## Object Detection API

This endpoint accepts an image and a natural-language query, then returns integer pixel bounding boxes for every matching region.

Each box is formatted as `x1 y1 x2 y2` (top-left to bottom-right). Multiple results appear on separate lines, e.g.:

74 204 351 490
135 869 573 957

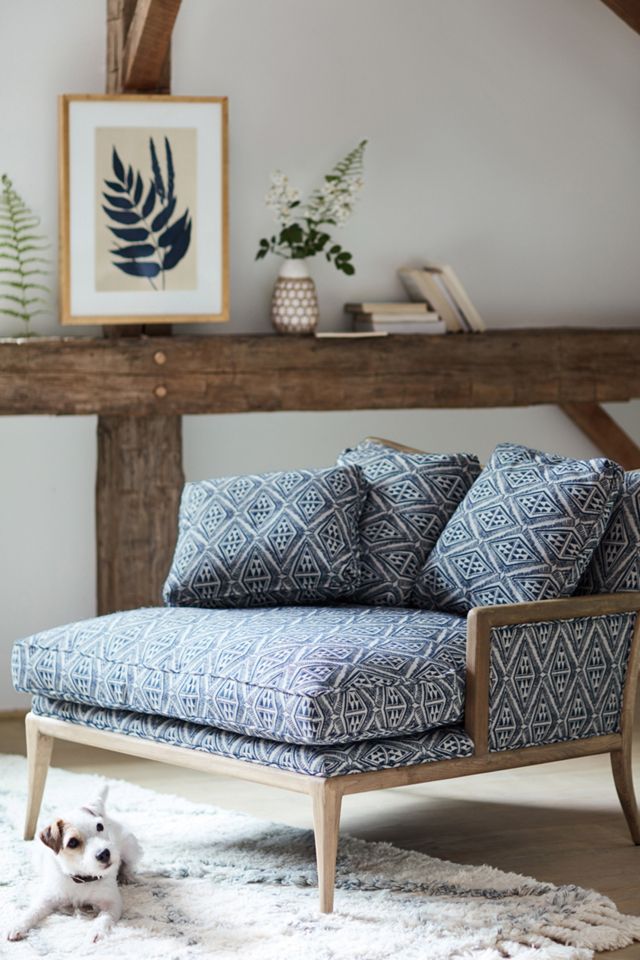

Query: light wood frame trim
59 93 229 327
465 591 640 756
363 436 428 454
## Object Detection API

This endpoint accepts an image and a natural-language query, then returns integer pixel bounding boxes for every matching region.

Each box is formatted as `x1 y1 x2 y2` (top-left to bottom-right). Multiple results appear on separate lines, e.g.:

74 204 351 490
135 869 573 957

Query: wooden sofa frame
22 590 640 914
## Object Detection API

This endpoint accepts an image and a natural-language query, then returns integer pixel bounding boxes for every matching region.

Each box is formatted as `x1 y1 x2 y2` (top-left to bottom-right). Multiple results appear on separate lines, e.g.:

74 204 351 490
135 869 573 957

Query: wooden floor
2 715 639 958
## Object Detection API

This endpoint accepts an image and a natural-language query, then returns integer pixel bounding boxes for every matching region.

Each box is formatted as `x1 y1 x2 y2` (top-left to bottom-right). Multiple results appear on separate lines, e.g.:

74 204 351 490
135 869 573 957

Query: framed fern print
59 95 228 325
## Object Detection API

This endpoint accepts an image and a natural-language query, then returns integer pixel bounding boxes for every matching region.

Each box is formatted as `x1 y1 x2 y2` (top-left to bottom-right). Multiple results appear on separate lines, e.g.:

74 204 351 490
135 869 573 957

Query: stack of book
345 302 447 335
398 264 485 333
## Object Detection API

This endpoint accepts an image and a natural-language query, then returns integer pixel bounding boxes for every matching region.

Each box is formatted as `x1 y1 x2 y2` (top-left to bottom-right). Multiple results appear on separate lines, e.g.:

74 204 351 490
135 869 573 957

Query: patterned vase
271 259 319 335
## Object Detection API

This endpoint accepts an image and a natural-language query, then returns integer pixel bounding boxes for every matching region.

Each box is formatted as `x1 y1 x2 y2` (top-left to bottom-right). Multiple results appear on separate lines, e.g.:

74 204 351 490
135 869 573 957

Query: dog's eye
96 823 104 832
67 838 80 849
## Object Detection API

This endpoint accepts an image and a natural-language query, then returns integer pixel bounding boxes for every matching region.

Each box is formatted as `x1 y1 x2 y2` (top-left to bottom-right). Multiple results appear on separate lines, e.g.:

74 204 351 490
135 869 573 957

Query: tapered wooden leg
311 780 342 913
24 712 54 840
611 746 640 844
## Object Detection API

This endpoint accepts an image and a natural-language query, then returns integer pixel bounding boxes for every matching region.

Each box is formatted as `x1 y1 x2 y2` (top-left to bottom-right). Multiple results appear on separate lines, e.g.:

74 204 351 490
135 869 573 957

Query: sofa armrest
465 592 640 755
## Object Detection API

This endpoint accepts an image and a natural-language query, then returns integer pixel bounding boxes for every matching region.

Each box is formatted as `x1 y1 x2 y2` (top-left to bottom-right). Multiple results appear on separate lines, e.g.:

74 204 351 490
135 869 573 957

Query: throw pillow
578 470 640 594
163 465 366 608
337 438 481 605
412 442 624 614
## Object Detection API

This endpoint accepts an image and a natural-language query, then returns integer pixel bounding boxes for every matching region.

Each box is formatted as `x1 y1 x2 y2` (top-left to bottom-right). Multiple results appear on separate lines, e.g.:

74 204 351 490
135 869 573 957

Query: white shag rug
1 755 639 960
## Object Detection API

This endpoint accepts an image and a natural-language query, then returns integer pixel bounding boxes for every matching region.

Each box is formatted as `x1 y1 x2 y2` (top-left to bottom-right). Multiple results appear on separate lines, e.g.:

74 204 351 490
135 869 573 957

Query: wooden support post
107 0 175 95
561 402 640 469
97 0 184 614
96 415 183 614
123 0 181 91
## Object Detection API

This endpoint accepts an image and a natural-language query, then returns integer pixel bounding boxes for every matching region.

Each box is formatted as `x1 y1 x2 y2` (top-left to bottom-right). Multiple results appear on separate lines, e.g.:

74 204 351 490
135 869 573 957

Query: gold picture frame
59 94 229 326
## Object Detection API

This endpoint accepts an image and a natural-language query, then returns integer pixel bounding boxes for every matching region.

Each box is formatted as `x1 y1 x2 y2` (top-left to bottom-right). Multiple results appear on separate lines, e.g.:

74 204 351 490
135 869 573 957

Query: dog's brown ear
39 819 65 854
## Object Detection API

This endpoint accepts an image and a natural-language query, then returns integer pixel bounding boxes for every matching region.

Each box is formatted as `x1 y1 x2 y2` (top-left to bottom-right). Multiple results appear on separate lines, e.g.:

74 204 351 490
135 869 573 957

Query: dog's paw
117 866 135 885
89 919 113 943
7 927 28 942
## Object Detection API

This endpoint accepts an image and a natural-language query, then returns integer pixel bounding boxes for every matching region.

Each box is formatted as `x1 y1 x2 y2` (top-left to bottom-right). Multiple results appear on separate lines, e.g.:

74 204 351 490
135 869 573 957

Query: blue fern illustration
102 137 192 290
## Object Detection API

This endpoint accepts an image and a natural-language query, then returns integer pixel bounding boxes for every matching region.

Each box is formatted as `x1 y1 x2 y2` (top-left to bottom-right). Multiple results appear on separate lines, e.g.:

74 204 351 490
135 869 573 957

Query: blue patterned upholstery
337 440 480 606
488 611 636 751
579 471 640 595
30 696 474 778
413 443 623 614
163 466 366 608
12 605 467 745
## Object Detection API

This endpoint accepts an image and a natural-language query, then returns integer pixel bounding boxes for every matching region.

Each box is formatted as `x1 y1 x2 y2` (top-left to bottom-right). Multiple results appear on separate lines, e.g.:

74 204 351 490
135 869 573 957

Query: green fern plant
0 175 51 336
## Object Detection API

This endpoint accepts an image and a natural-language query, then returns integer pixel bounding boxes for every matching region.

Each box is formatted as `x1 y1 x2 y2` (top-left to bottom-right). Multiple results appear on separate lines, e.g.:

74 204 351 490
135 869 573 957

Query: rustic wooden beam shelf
1 328 639 417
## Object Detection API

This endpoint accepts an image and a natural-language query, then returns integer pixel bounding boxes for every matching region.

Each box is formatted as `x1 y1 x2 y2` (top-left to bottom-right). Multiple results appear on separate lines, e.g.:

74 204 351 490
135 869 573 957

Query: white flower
264 172 304 225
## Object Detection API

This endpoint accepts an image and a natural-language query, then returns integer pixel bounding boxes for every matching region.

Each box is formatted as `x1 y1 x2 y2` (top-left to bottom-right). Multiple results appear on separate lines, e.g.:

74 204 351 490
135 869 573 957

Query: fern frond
327 140 367 182
0 174 51 334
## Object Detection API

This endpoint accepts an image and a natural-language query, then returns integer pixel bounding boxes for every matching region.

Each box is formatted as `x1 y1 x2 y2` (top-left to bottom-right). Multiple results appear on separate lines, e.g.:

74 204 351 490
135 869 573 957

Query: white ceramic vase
271 259 319 335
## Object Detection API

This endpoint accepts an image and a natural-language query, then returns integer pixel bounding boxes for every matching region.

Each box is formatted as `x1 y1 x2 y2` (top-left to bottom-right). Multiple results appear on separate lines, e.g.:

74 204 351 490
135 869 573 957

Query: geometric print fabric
337 439 480 606
488 611 636 751
30 696 475 778
413 442 624 614
12 605 468 746
163 465 366 608
579 470 640 595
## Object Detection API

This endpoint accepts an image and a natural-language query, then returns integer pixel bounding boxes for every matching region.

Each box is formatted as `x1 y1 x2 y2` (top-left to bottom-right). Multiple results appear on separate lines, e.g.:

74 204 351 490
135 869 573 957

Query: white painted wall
1 0 639 707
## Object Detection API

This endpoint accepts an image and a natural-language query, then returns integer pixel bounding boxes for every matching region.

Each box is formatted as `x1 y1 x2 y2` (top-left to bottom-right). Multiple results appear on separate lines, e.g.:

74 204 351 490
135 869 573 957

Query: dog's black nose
96 848 110 864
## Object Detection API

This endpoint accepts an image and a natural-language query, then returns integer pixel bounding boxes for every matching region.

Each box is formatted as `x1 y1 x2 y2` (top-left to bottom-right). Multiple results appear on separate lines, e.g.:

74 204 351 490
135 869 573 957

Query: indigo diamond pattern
579 471 640 595
488 612 636 751
413 443 624 614
163 465 366 608
338 439 480 605
30 697 474 778
12 605 467 745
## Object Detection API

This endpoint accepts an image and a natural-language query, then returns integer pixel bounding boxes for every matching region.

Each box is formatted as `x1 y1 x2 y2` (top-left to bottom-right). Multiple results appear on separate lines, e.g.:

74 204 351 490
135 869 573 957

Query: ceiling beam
600 0 640 35
120 0 182 92
561 402 640 469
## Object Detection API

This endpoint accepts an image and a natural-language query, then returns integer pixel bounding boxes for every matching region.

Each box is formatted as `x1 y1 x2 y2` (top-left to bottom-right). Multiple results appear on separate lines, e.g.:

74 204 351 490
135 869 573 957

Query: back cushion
163 465 366 608
578 470 640 594
412 442 623 614
337 439 481 605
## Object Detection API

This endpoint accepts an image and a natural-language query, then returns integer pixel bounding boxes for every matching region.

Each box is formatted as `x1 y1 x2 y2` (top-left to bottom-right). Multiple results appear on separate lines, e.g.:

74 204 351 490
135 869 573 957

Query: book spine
427 271 472 333
364 312 440 323
440 266 486 332
344 302 428 316
355 316 448 335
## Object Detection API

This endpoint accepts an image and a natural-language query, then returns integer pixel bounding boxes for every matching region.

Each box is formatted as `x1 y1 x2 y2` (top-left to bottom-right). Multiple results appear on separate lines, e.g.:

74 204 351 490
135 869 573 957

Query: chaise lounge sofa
12 438 640 912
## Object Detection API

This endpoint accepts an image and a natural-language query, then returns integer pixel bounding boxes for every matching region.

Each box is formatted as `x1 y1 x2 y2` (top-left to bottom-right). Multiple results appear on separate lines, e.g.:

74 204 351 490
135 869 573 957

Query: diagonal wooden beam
122 0 182 92
561 402 640 470
600 0 640 35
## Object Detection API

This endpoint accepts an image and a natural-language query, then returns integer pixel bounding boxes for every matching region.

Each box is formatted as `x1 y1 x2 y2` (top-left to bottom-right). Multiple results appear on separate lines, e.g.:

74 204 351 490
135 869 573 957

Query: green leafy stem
256 224 354 275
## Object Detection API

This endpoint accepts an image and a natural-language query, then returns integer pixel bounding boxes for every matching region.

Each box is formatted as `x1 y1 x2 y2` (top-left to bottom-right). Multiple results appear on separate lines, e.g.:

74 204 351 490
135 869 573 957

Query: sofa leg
24 713 54 841
611 746 640 844
311 780 342 913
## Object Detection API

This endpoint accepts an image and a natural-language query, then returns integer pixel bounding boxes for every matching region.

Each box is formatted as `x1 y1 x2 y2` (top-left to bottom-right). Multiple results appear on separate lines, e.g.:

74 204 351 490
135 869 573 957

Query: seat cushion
31 696 474 778
337 439 480 606
413 442 623 614
163 465 366 608
578 470 640 594
13 605 467 746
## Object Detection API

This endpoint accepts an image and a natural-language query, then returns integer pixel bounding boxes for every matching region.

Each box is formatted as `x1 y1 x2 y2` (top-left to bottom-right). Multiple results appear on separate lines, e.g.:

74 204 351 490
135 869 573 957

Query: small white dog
7 785 141 943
